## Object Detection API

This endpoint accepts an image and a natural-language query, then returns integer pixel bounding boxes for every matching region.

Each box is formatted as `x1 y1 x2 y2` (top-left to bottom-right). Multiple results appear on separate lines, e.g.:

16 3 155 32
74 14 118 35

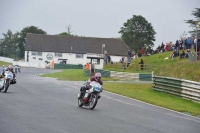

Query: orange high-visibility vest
85 63 90 70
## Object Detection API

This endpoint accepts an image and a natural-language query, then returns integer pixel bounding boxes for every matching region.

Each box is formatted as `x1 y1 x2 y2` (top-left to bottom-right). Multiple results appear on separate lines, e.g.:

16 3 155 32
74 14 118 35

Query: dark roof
25 33 129 56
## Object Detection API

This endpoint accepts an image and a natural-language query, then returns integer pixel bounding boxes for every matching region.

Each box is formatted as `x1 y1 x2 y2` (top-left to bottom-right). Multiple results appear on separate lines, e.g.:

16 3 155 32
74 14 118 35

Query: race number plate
8 74 12 79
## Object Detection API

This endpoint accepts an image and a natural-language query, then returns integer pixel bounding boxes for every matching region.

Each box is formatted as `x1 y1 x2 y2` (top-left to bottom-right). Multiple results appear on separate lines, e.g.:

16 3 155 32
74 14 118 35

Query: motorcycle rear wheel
89 93 98 110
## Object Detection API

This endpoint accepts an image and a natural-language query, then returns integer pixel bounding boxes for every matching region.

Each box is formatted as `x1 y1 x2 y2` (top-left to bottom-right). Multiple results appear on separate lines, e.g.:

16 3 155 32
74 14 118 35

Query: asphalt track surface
0 68 200 133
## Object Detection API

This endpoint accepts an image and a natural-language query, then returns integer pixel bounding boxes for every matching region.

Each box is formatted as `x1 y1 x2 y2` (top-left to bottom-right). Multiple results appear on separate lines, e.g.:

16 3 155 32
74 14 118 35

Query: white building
25 34 129 69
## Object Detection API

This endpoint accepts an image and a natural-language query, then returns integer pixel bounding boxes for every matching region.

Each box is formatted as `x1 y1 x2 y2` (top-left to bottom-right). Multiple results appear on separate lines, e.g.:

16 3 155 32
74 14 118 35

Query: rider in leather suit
1 65 16 84
79 72 103 102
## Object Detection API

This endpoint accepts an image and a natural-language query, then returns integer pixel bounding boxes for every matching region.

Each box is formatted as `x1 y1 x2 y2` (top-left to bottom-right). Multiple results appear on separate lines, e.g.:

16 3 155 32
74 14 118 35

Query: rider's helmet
7 65 13 71
94 72 101 81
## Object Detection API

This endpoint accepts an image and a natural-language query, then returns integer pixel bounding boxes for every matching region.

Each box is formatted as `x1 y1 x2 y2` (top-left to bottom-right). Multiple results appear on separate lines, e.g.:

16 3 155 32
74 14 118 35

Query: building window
31 51 42 56
37 52 42 56
76 54 83 58
31 52 37 56
55 53 62 57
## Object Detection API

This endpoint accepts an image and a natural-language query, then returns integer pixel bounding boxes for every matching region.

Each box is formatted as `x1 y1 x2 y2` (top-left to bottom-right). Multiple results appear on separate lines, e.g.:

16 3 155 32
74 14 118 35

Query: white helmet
94 72 101 81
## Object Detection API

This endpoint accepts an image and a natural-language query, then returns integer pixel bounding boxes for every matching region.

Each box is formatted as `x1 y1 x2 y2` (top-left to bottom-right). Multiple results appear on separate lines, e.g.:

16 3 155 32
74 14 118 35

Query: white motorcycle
78 81 103 110
0 71 14 93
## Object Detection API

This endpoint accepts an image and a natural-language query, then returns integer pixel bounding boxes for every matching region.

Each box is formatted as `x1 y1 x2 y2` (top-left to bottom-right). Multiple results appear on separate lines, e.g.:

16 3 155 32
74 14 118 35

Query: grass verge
104 82 200 116
41 69 119 81
0 61 12 66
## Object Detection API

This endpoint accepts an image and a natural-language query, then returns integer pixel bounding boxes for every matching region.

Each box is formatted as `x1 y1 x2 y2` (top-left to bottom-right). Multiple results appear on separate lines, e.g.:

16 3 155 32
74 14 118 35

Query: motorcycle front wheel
89 93 98 110
4 80 10 93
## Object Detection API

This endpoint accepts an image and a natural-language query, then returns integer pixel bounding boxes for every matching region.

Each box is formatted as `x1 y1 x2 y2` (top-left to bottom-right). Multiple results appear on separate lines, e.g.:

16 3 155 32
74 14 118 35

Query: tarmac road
0 68 200 133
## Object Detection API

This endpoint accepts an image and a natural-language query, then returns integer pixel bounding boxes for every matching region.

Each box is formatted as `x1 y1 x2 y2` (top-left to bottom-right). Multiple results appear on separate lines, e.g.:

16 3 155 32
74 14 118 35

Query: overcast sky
0 0 199 49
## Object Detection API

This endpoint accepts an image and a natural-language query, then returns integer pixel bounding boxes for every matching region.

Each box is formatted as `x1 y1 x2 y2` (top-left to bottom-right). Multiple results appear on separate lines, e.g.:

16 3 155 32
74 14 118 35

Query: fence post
152 71 154 81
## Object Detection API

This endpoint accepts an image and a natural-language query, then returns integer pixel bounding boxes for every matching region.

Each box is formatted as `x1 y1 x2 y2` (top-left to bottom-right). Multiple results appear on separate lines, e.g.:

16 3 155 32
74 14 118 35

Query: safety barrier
84 69 152 81
110 71 139 80
153 76 200 102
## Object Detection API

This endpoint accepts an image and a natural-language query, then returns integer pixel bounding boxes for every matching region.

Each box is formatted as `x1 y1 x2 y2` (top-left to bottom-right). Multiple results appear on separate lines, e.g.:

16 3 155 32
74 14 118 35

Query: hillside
104 51 200 82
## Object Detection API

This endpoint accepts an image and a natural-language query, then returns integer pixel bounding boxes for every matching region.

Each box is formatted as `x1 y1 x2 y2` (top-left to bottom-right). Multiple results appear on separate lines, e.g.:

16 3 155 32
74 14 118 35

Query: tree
185 8 200 37
66 24 72 34
119 15 156 51
58 32 73 36
58 24 74 36
0 30 19 58
180 31 187 40
18 26 47 58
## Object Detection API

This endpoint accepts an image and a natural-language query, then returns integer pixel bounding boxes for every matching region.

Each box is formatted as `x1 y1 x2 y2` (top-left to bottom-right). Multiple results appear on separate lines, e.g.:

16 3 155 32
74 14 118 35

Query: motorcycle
0 71 14 93
78 81 103 110
14 65 21 74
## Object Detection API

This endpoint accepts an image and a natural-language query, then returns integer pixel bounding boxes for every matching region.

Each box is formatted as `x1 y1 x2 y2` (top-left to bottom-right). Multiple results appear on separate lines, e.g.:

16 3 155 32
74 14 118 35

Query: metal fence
153 76 200 102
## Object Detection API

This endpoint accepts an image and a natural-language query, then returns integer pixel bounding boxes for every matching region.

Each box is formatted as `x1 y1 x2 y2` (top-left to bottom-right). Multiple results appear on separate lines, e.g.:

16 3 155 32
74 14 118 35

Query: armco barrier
139 74 152 81
153 76 200 102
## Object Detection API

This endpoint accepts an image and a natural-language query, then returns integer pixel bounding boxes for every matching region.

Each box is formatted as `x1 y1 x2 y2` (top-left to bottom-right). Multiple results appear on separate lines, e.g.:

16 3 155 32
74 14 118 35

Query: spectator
168 41 174 51
107 54 111 64
134 53 139 59
165 43 170 51
179 39 183 50
194 36 197 52
180 51 185 59
120 56 126 69
197 39 200 59
160 42 165 52
104 54 108 65
127 49 132 66
186 37 192 49
139 58 144 70
85 63 90 70
175 40 179 52
170 49 179 59
182 50 189 58
141 47 145 56
157 45 161 53
51 60 54 69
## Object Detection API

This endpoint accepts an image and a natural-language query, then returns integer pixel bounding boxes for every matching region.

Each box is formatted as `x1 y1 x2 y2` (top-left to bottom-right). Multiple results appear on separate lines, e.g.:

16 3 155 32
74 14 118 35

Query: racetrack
0 68 200 133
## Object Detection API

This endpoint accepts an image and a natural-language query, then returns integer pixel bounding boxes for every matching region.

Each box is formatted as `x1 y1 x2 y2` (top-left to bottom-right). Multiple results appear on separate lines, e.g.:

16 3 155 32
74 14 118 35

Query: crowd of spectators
153 36 200 60
105 36 200 70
